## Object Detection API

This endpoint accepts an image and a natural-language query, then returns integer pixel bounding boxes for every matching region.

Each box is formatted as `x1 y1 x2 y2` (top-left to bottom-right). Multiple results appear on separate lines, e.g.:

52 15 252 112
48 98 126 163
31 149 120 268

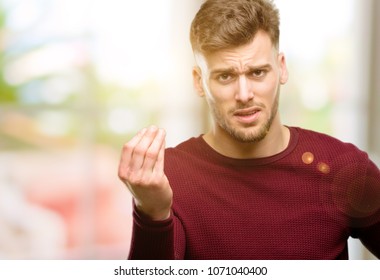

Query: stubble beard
211 90 280 143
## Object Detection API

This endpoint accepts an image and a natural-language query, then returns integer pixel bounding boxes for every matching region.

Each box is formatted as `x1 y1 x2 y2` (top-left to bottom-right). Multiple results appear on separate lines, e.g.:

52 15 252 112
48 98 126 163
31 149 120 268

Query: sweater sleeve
128 206 186 260
358 222 380 258
351 158 380 259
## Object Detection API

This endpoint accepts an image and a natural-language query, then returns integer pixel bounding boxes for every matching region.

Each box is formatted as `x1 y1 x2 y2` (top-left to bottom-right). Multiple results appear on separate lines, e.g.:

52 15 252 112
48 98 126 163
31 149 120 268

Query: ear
192 66 205 97
278 53 289 85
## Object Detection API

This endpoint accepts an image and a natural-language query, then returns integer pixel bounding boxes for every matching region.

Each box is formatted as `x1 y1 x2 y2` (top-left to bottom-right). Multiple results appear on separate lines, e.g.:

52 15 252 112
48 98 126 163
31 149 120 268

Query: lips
233 107 261 124
234 107 260 116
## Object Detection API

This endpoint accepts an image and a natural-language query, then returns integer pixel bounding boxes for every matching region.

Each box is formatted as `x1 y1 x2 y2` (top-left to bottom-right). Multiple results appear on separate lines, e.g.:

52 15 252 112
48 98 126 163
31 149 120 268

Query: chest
169 165 349 259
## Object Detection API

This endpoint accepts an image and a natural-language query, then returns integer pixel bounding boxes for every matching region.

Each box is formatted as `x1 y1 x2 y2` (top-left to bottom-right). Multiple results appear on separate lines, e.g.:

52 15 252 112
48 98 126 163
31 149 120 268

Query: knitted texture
129 127 380 259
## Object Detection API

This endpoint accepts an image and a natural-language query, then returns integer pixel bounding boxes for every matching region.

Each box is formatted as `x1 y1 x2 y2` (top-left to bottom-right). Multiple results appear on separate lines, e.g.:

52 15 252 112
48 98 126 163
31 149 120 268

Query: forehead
204 31 277 70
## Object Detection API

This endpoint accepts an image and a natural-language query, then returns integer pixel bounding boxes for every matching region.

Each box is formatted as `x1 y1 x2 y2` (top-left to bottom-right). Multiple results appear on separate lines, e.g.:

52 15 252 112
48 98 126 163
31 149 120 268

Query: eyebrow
210 64 272 76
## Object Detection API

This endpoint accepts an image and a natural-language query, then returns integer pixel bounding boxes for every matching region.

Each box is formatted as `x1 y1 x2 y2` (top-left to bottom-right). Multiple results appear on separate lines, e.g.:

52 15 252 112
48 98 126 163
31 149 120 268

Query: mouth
233 107 261 124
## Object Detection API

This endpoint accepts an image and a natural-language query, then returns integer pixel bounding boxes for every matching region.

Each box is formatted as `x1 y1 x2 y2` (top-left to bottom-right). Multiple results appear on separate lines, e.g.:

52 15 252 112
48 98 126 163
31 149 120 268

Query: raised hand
118 126 172 221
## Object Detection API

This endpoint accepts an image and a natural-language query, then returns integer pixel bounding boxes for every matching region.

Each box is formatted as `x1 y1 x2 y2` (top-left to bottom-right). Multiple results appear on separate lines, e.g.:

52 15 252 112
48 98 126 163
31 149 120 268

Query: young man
118 0 380 259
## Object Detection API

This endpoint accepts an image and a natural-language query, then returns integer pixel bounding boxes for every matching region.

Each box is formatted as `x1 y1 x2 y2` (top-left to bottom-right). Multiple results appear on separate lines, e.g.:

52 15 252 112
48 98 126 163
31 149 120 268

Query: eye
250 69 267 79
217 73 234 83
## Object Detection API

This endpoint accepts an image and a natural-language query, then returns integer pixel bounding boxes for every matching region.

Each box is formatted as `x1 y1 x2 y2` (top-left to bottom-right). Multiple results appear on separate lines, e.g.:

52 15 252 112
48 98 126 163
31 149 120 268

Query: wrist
135 203 171 221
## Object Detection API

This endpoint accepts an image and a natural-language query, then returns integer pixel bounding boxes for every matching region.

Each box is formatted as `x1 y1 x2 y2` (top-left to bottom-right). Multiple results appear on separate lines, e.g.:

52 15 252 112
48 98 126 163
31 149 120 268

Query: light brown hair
190 0 280 55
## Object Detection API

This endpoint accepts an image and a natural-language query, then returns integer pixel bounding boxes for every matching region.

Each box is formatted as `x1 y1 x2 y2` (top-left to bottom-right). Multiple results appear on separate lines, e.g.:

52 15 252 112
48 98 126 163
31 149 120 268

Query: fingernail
159 128 166 136
149 125 158 132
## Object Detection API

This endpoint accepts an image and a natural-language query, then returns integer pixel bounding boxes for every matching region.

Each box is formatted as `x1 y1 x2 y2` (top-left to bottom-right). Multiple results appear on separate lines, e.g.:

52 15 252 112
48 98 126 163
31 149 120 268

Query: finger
129 126 160 171
142 128 166 172
119 128 147 175
153 130 166 173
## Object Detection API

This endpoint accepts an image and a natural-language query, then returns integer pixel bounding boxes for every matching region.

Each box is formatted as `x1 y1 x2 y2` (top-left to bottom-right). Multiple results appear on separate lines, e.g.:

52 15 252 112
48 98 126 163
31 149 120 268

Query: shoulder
166 136 202 154
293 127 380 227
164 136 205 164
292 126 368 160
294 126 351 145
290 126 373 178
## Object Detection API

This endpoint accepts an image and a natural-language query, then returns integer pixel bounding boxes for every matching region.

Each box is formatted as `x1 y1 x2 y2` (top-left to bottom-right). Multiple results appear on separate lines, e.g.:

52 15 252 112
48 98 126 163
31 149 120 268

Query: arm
359 222 380 259
128 207 174 259
355 158 380 259
128 207 186 260
118 126 172 221
118 126 178 258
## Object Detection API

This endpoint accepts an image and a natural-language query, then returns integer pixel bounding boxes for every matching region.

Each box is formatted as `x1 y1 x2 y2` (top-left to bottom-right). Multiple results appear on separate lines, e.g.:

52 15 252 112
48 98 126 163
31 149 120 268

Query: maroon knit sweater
128 127 380 260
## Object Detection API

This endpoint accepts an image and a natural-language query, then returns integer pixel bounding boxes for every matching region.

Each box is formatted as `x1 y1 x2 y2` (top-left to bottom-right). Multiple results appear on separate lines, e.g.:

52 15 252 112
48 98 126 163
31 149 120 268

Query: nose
235 75 254 103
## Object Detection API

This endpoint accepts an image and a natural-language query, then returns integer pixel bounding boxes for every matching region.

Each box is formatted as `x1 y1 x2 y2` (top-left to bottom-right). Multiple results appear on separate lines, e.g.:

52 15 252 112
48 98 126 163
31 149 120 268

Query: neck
203 119 290 159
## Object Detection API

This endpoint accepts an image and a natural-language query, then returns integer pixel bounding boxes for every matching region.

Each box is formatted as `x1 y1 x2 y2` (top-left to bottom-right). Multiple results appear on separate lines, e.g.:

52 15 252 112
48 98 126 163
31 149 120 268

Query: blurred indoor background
0 0 379 259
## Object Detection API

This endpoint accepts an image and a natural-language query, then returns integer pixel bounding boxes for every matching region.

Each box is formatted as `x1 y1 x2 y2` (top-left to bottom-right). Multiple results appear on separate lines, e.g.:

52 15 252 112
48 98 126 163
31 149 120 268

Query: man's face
193 31 288 143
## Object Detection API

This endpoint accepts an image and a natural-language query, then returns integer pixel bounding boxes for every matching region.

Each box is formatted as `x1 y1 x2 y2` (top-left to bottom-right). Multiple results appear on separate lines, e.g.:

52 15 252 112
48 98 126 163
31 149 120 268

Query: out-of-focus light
18 77 79 105
4 0 173 88
5 0 45 31
40 77 80 105
317 162 330 174
108 108 139 134
36 111 71 137
277 0 354 65
302 152 314 164
4 43 87 85
300 76 330 111
90 0 172 88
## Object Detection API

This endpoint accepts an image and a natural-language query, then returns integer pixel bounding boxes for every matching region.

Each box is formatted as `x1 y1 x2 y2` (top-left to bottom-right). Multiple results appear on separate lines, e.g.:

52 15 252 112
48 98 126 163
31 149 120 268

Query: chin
227 125 270 143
